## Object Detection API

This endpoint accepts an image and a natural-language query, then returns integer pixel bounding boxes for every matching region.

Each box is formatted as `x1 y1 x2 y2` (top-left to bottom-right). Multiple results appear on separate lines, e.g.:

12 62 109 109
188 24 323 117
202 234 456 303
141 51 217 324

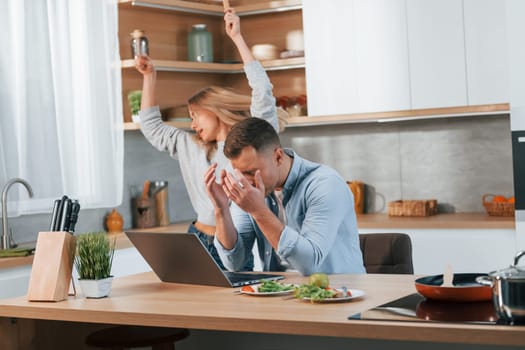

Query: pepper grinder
152 180 170 226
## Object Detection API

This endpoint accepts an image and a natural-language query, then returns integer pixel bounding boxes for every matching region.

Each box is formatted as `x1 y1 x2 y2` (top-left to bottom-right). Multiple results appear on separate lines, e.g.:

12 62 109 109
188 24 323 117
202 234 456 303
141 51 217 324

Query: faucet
1 178 34 250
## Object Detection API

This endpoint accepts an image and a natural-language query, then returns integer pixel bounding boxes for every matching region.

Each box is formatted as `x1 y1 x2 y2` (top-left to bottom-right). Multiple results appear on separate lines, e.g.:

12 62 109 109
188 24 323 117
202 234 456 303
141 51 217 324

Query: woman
134 8 285 269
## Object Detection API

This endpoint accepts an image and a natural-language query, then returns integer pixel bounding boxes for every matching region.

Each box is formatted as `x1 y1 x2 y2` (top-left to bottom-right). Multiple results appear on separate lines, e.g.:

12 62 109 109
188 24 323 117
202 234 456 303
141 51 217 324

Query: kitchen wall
283 114 513 214
8 114 513 245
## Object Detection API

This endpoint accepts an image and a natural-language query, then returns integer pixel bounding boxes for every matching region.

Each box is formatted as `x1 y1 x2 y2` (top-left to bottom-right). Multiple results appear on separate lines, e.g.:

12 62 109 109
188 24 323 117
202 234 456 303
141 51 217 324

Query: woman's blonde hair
188 86 287 160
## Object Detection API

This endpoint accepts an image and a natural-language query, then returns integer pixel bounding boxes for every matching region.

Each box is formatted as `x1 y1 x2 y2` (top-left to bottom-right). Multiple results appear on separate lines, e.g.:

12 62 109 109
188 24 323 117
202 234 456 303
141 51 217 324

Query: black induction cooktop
349 293 509 325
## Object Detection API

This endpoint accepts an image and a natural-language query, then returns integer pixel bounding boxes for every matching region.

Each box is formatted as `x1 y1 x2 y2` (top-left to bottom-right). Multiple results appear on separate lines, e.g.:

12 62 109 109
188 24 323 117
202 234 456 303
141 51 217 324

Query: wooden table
0 272 524 348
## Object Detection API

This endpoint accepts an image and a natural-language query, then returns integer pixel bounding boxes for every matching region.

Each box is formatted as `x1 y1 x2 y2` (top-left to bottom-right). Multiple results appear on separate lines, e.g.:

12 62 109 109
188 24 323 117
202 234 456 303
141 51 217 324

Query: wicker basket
388 199 438 217
482 194 515 217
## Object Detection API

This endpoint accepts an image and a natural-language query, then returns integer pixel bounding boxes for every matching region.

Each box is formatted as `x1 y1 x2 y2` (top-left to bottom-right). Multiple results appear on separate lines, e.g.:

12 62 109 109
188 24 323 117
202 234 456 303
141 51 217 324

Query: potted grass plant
127 90 142 123
75 231 116 298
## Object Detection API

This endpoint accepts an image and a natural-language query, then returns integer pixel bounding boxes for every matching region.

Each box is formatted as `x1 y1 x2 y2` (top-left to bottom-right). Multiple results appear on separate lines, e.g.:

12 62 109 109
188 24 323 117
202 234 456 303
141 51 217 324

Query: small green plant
127 90 142 116
75 232 116 280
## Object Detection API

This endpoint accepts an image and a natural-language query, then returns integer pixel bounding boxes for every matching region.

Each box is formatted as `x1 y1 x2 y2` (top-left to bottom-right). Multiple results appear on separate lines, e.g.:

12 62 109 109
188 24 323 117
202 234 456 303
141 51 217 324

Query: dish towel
0 247 35 258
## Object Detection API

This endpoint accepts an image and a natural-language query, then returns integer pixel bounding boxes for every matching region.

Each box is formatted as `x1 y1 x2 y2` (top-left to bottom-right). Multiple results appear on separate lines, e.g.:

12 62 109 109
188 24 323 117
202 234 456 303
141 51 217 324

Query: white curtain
0 0 123 215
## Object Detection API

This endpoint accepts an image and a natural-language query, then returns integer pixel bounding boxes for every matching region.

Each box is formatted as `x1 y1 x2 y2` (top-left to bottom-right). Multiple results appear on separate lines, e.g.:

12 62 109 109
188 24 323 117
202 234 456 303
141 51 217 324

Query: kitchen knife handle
68 200 80 233
58 198 72 232
53 195 68 231
49 199 61 231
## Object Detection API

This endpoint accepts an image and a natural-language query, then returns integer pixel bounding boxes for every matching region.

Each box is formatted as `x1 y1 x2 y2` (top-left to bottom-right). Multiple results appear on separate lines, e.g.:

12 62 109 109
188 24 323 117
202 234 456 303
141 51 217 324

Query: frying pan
415 273 492 302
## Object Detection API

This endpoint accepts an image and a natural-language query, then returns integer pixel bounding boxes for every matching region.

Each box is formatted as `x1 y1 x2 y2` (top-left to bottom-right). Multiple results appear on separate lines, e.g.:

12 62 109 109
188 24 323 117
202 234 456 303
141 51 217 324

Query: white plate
303 288 365 303
239 283 296 296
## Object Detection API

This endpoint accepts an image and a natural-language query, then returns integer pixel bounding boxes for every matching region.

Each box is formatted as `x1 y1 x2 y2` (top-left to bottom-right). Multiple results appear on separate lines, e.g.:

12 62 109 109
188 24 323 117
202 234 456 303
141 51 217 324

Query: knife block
27 231 76 302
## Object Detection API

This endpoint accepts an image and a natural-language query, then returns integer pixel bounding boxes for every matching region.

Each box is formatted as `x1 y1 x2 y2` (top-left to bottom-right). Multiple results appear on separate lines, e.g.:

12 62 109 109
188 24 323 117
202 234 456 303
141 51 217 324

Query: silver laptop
125 231 283 287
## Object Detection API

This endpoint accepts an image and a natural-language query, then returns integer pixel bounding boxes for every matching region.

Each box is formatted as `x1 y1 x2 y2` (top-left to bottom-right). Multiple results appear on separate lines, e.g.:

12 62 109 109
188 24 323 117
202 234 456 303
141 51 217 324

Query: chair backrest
359 233 414 274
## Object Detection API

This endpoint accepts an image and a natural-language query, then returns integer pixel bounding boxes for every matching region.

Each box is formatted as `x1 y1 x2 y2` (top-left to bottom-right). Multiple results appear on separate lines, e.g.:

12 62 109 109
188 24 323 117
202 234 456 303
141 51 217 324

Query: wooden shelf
119 0 302 16
286 103 510 127
124 119 191 131
123 103 509 131
119 0 305 123
121 56 305 73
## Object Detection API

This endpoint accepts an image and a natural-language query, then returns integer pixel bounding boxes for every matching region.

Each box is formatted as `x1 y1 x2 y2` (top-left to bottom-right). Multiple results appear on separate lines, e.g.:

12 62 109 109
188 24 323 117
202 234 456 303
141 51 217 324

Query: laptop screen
125 231 283 287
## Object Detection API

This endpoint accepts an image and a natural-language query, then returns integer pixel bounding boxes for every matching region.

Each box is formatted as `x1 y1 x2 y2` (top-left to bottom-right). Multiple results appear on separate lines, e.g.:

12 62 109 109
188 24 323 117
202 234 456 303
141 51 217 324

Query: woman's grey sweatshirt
139 60 279 226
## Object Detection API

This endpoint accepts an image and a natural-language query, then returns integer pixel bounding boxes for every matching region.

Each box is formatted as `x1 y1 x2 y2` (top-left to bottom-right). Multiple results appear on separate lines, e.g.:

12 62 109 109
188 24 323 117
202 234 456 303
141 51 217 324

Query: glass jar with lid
188 24 213 62
130 29 149 58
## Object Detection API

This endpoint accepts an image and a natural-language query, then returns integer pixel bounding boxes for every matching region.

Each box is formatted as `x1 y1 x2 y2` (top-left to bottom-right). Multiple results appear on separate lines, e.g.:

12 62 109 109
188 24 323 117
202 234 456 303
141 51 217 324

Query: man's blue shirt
215 149 366 275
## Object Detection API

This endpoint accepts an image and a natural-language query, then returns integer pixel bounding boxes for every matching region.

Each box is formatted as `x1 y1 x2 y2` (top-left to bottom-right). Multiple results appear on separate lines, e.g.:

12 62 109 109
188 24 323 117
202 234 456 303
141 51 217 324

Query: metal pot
476 251 525 323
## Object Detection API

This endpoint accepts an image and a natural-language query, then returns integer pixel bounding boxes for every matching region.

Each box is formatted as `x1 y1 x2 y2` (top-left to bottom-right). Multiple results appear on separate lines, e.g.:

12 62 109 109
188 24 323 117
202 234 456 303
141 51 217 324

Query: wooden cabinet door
464 0 509 105
406 0 467 109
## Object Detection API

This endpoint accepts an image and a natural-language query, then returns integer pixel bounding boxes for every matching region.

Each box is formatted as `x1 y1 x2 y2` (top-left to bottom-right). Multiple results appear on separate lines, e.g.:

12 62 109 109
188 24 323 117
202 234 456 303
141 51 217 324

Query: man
204 118 365 276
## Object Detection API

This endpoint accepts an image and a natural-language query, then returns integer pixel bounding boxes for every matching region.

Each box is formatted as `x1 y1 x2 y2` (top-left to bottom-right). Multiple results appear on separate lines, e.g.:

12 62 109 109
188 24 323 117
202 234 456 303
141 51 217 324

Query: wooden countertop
124 213 515 235
0 272 523 346
0 214 513 270
108 221 193 250
357 212 515 229
0 255 34 270
0 222 192 270
127 213 515 232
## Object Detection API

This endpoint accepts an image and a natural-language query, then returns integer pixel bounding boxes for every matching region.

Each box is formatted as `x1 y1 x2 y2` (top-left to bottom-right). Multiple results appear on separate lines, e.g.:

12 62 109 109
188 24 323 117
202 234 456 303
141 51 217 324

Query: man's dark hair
224 118 281 159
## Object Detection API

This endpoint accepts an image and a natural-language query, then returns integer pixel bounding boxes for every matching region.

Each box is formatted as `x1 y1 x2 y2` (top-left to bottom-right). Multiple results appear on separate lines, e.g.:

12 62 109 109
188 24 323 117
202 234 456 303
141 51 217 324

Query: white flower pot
78 277 114 298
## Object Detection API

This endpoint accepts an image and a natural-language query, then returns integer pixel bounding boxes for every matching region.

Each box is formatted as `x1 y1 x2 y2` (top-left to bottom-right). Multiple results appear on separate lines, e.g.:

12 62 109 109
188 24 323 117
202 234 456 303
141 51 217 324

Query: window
0 0 123 215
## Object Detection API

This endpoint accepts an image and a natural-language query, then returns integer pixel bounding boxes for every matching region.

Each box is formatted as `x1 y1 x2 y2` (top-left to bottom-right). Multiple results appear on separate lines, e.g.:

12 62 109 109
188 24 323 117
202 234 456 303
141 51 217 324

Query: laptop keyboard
224 271 283 286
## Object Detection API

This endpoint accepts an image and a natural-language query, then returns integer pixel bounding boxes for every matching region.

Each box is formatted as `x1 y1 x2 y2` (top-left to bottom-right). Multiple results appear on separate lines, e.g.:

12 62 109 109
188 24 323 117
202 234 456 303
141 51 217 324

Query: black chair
85 325 189 350
359 233 414 274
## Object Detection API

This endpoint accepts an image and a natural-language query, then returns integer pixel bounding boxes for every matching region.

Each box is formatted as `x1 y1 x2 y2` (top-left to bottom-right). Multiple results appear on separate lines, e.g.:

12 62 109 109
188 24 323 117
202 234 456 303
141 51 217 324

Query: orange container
347 181 365 214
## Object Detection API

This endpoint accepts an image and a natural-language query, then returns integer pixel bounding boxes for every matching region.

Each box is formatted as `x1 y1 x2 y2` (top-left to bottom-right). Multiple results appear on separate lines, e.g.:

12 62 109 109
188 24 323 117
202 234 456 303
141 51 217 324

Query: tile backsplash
282 114 513 214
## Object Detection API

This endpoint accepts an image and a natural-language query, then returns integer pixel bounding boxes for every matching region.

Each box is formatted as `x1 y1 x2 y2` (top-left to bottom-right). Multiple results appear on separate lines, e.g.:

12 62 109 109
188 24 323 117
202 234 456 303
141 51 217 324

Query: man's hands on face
222 169 267 215
204 163 230 210
206 165 283 250
205 164 269 216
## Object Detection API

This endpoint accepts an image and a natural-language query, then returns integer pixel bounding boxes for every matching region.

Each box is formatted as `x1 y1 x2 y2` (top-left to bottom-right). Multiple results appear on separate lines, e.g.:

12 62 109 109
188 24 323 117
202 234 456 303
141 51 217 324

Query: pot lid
488 251 525 279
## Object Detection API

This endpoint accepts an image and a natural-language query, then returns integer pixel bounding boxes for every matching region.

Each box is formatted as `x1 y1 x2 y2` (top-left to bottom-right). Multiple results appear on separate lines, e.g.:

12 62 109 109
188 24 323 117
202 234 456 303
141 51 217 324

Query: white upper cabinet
506 0 525 131
303 0 410 116
354 0 411 113
303 1 359 116
463 0 509 105
303 0 509 117
406 0 467 109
